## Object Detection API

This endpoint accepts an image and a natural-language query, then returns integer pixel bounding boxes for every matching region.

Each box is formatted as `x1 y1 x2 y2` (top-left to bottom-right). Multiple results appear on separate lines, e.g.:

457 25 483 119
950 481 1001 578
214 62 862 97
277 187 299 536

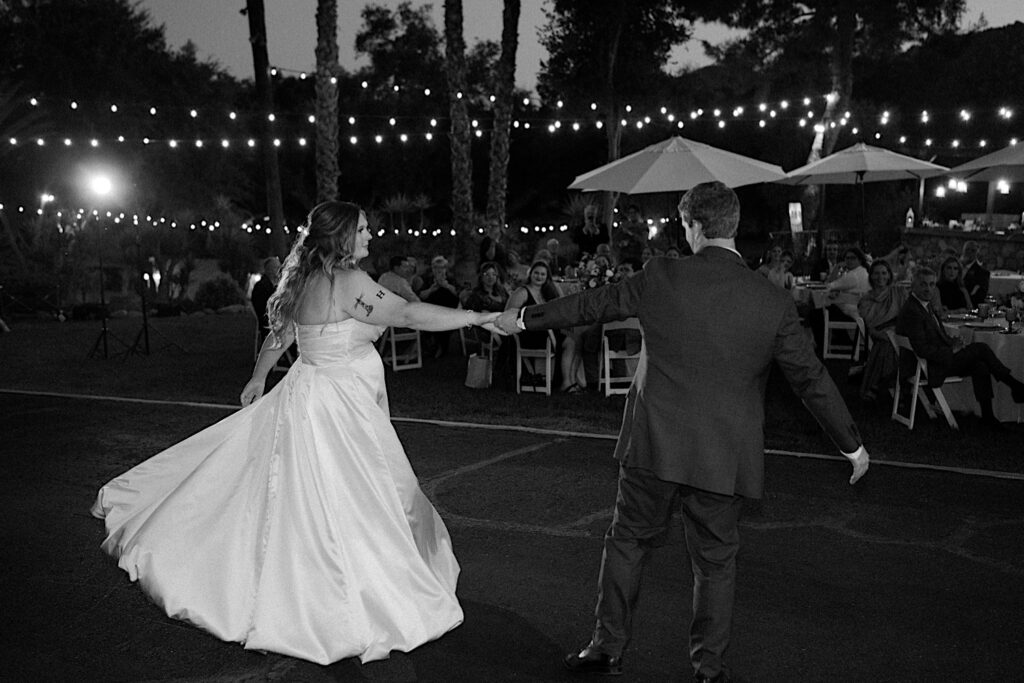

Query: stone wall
901 228 1024 272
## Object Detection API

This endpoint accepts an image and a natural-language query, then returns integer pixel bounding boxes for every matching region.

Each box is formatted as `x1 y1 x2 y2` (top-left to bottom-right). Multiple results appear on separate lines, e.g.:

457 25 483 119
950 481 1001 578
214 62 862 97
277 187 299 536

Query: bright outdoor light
89 175 113 196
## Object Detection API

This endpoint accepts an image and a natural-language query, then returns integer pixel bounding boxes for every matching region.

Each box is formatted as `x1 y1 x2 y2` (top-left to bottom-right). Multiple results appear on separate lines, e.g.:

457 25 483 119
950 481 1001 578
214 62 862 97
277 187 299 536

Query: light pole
82 174 127 359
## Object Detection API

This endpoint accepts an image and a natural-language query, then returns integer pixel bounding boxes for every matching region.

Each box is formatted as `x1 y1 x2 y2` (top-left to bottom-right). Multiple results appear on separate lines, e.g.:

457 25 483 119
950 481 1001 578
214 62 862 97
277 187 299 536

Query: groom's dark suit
522 248 861 676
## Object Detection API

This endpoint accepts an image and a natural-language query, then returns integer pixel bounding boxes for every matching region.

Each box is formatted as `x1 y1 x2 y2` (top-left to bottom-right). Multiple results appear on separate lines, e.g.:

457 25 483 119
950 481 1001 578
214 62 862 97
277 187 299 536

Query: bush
193 276 245 311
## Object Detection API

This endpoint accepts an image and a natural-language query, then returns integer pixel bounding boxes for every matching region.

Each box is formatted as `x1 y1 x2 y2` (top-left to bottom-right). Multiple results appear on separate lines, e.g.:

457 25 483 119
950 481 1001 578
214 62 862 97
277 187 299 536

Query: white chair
377 326 422 371
823 308 864 361
514 330 556 395
889 332 964 430
599 318 643 396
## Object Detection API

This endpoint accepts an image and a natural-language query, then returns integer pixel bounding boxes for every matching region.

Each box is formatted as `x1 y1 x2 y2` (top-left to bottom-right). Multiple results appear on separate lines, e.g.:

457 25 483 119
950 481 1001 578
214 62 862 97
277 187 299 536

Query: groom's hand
844 445 869 485
496 309 522 335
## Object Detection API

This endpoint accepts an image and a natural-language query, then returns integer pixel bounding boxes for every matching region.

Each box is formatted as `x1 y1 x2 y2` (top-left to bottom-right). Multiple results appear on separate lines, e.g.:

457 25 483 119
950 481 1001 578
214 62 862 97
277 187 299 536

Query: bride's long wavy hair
266 201 363 343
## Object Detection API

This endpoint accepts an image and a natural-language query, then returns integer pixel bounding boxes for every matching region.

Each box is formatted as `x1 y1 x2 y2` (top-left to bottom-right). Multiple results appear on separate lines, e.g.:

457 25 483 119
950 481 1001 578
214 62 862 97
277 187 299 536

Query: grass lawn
2 312 1021 473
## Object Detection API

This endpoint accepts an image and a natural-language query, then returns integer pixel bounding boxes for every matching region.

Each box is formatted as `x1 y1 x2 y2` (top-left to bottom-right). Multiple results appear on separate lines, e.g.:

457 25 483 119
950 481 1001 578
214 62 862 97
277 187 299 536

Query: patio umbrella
949 143 1024 182
779 143 949 245
780 142 950 185
949 143 1024 221
567 135 786 194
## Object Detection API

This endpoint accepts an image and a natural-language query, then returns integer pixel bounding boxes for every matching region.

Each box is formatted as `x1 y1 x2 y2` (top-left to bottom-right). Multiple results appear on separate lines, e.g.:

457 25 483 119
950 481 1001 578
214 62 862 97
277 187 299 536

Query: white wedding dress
91 319 463 665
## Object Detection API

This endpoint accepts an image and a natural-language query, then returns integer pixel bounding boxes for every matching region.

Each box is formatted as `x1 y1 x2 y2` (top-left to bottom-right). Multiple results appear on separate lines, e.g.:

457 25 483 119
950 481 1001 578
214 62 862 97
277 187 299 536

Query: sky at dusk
140 0 1022 92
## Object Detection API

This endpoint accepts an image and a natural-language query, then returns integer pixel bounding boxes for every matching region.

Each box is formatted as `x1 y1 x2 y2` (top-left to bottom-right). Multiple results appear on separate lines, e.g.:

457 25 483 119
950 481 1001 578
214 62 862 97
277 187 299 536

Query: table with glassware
791 281 831 308
988 274 1024 299
941 311 1024 423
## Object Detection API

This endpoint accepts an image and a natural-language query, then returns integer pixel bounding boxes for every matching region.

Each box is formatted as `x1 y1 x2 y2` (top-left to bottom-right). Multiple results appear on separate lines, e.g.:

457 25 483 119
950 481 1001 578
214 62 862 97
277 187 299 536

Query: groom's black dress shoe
563 645 623 675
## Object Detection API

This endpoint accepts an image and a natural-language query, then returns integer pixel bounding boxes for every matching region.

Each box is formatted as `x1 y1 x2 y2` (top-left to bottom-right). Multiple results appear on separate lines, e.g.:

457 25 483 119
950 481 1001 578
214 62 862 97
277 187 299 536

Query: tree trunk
806 0 857 250
484 0 520 229
444 0 473 243
600 4 627 239
245 0 286 256
314 0 340 203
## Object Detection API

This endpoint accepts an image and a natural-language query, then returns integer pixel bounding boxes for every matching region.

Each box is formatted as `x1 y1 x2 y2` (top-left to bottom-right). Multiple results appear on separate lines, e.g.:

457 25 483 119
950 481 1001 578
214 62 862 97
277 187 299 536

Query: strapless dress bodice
295 319 385 366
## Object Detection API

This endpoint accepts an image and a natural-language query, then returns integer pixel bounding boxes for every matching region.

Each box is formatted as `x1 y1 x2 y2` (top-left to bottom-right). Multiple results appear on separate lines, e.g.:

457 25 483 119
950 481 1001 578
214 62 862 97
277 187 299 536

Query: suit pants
948 342 1013 404
590 465 744 677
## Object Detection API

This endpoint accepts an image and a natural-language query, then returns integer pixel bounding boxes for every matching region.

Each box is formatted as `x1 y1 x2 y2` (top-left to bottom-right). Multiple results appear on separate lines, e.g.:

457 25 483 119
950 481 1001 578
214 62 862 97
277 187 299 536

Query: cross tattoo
375 289 386 299
354 294 374 316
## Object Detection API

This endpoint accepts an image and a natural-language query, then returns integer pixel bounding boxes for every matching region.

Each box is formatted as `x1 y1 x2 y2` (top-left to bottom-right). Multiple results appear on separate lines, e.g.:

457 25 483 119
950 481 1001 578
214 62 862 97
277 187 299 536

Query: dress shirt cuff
841 444 866 459
516 307 527 330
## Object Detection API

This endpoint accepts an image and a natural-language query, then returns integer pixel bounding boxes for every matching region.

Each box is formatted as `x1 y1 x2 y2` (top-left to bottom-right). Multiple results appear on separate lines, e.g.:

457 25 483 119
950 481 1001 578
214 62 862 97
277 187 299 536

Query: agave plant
381 193 413 231
410 194 433 231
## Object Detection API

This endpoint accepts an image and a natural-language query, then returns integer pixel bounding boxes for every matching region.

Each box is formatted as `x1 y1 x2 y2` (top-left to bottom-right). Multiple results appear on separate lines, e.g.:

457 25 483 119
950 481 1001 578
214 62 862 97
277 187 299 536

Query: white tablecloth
989 274 1024 298
941 320 1024 423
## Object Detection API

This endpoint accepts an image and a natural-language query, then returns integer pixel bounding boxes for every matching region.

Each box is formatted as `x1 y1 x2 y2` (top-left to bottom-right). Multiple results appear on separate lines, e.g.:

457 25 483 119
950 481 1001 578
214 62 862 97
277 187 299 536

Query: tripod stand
121 231 188 358
86 251 130 359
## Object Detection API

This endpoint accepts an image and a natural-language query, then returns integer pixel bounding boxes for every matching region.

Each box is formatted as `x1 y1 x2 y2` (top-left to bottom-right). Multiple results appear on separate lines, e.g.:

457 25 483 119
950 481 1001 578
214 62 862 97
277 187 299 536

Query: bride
92 201 501 665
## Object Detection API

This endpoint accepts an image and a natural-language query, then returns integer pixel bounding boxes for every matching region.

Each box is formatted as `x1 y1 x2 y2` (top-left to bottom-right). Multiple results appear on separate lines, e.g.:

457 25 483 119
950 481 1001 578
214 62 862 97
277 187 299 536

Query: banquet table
791 283 831 309
941 316 1024 423
988 274 1024 298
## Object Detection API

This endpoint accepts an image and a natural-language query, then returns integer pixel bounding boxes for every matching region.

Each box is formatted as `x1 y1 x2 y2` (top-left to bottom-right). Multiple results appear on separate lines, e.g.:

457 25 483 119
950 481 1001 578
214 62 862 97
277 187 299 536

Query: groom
496 181 869 682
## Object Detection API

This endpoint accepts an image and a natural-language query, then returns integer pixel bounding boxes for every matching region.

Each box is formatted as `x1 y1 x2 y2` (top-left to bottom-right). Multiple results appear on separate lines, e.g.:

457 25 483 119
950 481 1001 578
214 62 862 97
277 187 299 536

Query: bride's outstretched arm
240 326 295 406
339 271 499 331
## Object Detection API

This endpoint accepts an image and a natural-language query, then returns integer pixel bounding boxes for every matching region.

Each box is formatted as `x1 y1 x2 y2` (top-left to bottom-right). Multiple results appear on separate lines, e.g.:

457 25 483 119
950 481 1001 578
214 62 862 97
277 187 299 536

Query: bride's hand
481 321 507 336
240 378 265 407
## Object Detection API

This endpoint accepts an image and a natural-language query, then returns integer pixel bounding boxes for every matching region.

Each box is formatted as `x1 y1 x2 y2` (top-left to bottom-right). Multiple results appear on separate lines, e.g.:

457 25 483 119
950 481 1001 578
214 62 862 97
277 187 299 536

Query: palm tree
484 0 520 230
244 0 285 256
315 0 340 203
444 0 473 238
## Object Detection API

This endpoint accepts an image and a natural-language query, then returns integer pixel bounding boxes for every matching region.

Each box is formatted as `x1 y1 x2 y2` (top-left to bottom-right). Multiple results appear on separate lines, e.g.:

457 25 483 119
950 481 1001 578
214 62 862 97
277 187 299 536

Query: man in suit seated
960 240 990 307
895 266 1024 427
497 181 869 683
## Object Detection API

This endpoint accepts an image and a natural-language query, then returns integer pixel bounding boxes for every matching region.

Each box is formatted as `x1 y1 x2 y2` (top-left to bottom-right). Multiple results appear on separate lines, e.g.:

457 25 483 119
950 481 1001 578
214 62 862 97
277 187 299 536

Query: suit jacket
894 295 956 386
963 262 990 306
523 248 861 499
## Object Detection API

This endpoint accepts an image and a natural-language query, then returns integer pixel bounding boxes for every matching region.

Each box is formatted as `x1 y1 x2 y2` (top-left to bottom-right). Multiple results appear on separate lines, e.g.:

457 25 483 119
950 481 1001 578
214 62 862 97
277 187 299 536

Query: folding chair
377 326 422 371
598 318 643 397
823 308 864 361
514 330 556 395
889 331 964 430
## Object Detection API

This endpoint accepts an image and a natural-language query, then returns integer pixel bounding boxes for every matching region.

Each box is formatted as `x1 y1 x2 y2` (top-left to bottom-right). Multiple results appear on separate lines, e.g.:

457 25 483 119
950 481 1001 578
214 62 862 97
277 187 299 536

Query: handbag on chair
464 353 491 389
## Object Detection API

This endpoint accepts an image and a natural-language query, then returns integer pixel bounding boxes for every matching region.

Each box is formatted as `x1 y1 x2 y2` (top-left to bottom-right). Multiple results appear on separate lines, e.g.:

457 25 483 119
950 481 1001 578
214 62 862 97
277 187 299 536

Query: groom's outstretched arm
522 273 648 332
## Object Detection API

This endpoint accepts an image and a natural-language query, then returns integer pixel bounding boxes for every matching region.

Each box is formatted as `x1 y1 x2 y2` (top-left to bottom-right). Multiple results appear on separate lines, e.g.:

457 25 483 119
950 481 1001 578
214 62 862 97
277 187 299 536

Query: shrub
193 276 245 310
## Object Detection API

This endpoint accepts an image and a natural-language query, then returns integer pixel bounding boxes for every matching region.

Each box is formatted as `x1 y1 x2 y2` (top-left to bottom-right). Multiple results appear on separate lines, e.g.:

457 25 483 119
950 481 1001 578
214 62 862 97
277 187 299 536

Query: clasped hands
477 309 523 336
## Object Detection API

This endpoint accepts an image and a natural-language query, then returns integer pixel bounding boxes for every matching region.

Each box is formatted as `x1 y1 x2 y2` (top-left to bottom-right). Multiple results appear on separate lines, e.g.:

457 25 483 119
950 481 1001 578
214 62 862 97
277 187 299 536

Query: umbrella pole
857 172 866 250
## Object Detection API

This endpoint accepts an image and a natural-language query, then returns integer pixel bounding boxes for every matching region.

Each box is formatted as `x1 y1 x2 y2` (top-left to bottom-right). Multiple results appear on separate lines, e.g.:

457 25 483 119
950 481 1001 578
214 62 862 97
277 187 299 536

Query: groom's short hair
678 181 739 240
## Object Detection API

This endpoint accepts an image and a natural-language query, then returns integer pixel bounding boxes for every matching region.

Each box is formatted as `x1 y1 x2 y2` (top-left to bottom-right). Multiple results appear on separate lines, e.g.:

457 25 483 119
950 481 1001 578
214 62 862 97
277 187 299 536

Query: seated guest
465 261 509 312
960 240 990 306
406 256 425 294
479 220 513 278
757 245 795 290
545 238 569 277
420 255 461 358
505 260 561 383
895 267 1024 427
880 243 915 282
573 205 606 261
810 247 870 352
378 255 420 303
506 250 529 289
812 241 842 282
826 247 870 317
857 260 907 401
937 256 973 313
611 204 649 264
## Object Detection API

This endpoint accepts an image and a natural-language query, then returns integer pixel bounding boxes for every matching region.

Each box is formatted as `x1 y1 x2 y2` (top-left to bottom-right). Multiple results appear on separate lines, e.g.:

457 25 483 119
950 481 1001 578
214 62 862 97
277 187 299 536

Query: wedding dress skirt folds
92 319 463 664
